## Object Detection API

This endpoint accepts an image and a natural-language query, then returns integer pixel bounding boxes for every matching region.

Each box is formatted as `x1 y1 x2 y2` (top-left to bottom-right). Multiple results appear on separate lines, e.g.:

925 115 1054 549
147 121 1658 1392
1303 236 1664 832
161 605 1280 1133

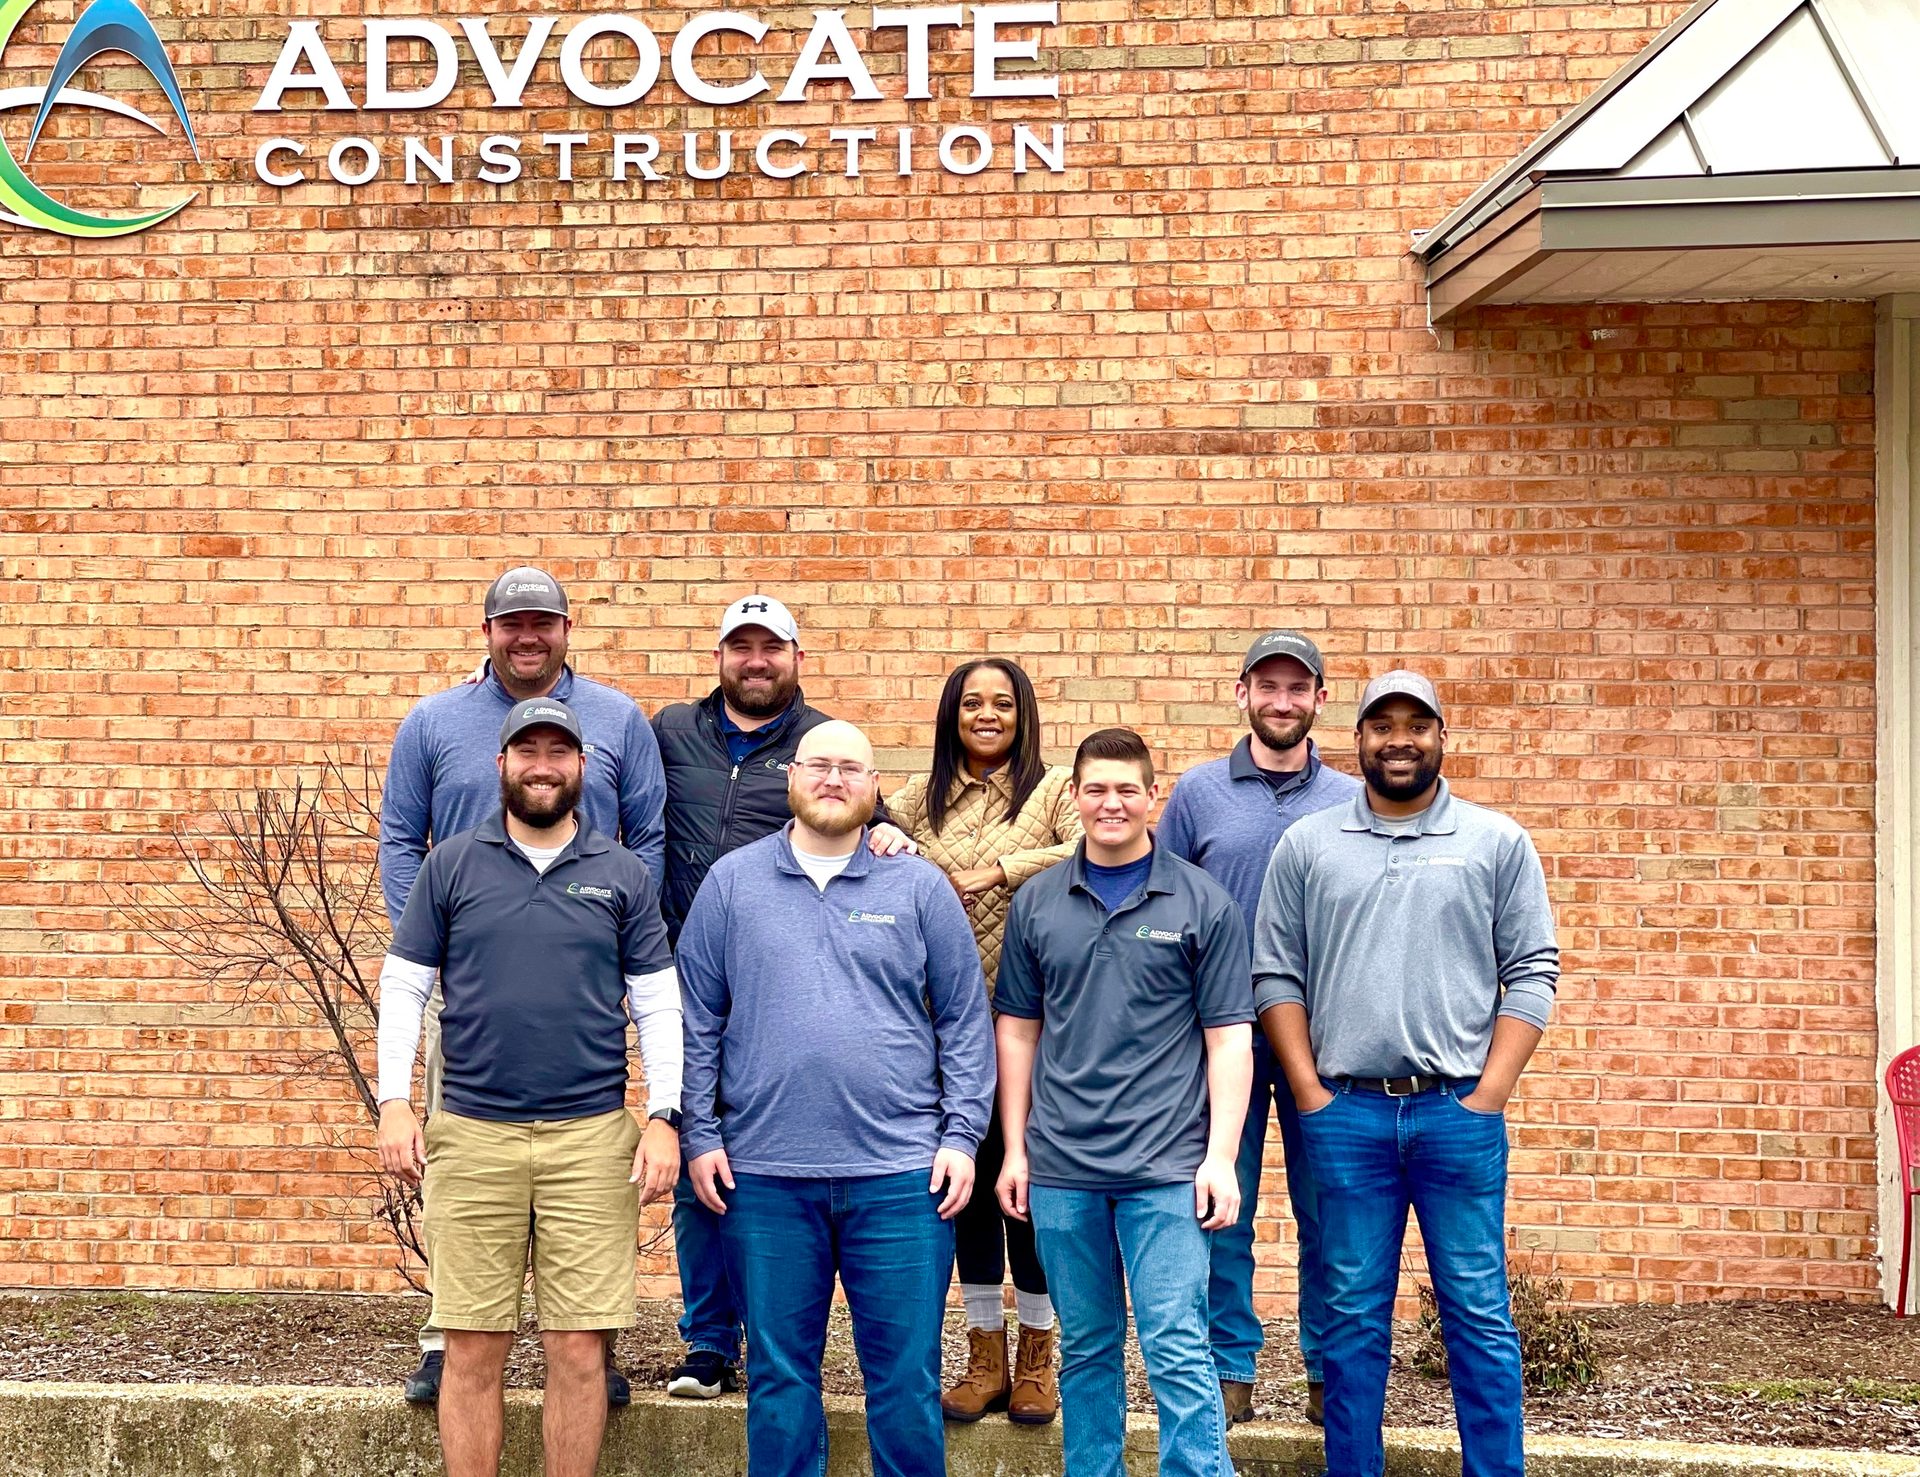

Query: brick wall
0 0 1883 1303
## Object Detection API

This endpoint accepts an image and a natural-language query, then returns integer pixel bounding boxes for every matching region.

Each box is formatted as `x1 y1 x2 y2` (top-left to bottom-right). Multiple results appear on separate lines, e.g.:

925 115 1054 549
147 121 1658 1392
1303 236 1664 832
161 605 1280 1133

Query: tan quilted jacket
887 765 1082 993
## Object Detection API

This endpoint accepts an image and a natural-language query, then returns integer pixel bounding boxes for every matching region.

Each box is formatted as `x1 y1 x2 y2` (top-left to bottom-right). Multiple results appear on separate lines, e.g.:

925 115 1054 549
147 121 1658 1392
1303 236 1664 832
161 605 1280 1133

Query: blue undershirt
719 704 787 766
1081 853 1154 913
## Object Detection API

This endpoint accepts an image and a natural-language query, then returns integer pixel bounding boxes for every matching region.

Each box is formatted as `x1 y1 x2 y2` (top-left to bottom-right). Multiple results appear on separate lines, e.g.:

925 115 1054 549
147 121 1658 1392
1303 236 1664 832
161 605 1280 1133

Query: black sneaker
606 1354 632 1408
666 1350 739 1399
404 1349 444 1405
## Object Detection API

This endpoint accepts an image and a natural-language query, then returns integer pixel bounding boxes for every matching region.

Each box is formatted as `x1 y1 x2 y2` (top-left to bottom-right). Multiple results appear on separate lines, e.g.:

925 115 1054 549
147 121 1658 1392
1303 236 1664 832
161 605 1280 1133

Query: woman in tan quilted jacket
889 658 1081 1428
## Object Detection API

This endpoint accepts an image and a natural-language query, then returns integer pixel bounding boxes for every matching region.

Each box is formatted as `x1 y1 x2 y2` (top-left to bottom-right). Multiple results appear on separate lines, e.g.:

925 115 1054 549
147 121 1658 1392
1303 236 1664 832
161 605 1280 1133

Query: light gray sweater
1250 781 1559 1080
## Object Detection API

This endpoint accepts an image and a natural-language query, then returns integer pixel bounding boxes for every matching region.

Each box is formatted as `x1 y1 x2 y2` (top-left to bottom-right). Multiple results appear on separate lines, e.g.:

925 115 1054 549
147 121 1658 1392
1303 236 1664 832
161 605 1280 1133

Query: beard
1359 747 1444 803
500 768 582 828
1249 708 1313 753
722 665 799 719
492 645 565 692
789 786 875 839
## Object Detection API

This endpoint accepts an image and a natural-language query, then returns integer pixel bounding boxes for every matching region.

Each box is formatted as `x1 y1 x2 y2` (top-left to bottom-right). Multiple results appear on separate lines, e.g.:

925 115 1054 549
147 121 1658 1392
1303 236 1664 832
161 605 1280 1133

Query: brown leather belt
1338 1074 1468 1097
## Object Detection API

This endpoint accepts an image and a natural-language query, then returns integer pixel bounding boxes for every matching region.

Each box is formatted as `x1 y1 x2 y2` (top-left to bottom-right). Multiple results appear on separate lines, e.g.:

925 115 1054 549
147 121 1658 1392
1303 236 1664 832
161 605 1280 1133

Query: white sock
962 1283 1006 1331
1014 1290 1055 1332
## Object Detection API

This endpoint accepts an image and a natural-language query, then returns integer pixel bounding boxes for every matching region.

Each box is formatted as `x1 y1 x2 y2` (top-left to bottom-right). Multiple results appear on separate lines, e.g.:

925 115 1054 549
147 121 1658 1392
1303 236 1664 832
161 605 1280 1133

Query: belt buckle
1383 1075 1421 1097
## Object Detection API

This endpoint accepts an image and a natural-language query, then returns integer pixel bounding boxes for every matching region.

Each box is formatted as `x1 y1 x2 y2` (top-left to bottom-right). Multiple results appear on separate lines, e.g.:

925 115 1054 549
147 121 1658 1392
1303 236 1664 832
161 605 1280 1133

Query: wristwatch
649 1108 683 1131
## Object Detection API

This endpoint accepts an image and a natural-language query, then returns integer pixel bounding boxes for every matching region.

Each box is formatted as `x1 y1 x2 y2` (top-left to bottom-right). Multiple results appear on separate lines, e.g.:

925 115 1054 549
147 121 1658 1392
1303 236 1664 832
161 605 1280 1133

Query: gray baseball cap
719 594 799 644
1241 630 1324 683
1357 669 1444 724
484 567 568 620
499 697 583 751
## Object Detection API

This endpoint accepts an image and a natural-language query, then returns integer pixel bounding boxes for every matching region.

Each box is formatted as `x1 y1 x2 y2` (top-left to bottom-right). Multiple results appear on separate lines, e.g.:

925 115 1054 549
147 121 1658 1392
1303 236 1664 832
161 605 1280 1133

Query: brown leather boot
941 1326 1009 1422
1008 1325 1058 1425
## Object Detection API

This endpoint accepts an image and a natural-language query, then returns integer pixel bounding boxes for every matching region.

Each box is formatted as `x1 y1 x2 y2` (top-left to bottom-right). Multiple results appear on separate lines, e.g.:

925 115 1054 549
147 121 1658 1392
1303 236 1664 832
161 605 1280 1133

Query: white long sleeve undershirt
375 954 683 1116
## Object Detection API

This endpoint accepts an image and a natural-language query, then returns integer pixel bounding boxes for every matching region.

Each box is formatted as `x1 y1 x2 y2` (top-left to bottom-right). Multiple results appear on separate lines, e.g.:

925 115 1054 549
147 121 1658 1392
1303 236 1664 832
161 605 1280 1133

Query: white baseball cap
718 594 799 644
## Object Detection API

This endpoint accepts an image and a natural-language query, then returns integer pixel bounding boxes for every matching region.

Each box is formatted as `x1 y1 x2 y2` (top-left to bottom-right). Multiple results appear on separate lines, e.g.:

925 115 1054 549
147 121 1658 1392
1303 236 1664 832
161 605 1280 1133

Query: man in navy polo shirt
677 719 994 1477
996 727 1255 1477
1158 630 1360 1427
374 698 684 1477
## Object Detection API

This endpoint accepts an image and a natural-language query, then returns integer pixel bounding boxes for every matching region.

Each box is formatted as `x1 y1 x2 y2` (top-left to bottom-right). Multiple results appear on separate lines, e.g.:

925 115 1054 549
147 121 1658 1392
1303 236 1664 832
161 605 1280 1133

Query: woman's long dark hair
926 658 1047 835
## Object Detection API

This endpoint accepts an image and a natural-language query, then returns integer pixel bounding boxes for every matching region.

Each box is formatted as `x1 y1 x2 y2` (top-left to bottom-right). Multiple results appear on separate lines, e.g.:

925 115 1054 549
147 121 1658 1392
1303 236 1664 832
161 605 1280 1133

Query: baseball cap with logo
499 698 584 751
1356 669 1444 724
718 594 800 644
1240 630 1325 684
484 567 569 621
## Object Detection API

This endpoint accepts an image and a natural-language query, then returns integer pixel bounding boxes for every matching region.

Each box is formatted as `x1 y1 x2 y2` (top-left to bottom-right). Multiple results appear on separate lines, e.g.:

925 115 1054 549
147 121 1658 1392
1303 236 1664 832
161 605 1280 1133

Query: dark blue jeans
719 1169 954 1477
1298 1078 1523 1477
673 1164 742 1362
1208 1036 1327 1384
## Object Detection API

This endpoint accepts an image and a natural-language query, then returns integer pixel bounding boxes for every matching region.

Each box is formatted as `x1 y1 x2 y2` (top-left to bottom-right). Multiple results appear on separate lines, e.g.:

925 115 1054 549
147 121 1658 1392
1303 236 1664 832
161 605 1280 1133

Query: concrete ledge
1 1384 1917 1477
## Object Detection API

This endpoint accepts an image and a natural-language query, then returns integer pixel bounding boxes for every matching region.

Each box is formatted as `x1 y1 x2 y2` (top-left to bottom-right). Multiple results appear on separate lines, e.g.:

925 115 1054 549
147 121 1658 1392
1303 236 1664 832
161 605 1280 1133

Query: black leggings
954 1106 1048 1296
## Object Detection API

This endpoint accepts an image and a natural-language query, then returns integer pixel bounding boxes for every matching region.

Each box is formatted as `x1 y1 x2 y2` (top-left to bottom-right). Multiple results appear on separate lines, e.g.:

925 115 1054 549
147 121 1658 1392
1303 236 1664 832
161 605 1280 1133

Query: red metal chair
1889 1046 1920 1316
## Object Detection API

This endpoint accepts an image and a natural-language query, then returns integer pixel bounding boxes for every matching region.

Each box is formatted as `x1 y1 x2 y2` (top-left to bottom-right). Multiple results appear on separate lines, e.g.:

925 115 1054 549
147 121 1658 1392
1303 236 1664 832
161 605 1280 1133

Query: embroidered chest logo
848 910 897 925
1135 925 1183 943
1410 856 1467 868
566 883 614 899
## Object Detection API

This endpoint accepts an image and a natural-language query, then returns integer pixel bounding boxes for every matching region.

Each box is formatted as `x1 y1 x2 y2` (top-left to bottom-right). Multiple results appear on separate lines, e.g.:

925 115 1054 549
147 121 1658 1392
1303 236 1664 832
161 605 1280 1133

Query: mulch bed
3 1293 1918 1454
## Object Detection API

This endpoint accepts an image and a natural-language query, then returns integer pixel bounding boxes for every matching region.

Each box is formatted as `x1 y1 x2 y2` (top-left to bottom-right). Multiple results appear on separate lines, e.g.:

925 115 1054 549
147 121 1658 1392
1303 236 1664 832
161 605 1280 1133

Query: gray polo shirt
1250 781 1559 1081
390 812 674 1121
996 843 1254 1191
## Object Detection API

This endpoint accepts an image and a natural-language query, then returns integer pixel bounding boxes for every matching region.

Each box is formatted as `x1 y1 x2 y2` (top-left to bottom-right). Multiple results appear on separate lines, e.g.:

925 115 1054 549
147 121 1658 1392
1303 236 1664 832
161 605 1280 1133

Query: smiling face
1237 654 1325 756
717 626 803 722
1071 757 1157 863
1356 696 1445 810
955 664 1018 773
497 727 585 829
787 720 877 841
485 611 570 698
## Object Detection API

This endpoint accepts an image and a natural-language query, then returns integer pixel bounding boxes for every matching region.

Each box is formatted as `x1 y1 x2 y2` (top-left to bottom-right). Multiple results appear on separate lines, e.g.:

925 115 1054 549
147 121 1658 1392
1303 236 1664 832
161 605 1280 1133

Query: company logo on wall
251 7 1066 188
2 3 1063 235
0 0 198 237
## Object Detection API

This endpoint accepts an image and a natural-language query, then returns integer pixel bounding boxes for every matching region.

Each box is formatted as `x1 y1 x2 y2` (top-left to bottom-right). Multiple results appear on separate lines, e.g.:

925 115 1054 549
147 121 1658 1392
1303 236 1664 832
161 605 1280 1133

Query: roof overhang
1416 0 1920 322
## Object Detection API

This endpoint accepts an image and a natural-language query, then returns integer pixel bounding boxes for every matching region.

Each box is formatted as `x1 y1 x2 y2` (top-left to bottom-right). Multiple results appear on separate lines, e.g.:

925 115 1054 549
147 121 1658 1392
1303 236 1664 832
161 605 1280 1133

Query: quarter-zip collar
771 820 875 881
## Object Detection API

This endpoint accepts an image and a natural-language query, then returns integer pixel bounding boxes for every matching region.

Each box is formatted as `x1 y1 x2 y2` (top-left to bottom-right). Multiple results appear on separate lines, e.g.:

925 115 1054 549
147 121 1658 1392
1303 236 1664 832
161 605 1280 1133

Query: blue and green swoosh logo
0 0 197 236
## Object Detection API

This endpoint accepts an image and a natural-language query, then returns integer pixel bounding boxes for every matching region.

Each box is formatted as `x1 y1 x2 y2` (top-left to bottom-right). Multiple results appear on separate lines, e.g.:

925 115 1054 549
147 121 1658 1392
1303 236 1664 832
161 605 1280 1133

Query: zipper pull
731 764 740 780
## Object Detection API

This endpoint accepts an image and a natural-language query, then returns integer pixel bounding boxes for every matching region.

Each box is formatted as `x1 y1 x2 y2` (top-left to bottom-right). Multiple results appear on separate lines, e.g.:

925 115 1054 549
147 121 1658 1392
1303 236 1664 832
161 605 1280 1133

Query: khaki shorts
423 1107 640 1332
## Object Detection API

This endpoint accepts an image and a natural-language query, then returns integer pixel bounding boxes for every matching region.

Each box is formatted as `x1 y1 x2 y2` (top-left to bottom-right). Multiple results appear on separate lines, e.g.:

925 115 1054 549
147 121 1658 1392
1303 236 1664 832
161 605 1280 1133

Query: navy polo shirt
996 842 1255 1190
389 811 673 1122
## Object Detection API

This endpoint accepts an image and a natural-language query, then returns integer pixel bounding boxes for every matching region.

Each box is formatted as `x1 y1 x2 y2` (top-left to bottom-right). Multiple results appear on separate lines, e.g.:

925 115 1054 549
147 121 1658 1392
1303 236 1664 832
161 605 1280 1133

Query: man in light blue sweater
1157 629 1359 1427
678 719 995 1477
375 567 667 1404
1252 670 1559 1477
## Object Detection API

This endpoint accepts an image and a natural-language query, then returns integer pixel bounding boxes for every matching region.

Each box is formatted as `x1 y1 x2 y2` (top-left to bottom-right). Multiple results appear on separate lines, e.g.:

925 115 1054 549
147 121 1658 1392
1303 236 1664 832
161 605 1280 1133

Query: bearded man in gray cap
1157 629 1358 1427
1249 670 1559 1477
378 567 668 1404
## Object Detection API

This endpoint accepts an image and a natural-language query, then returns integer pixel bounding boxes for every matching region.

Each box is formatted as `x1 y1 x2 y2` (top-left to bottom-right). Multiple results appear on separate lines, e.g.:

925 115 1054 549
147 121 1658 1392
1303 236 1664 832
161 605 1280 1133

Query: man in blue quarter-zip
1158 630 1360 1428
377 566 667 1406
650 593 915 1398
677 719 995 1477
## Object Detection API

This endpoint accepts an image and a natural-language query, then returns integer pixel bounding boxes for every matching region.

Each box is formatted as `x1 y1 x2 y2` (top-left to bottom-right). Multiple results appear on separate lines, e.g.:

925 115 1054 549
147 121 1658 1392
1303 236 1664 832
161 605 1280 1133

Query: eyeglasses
794 759 876 782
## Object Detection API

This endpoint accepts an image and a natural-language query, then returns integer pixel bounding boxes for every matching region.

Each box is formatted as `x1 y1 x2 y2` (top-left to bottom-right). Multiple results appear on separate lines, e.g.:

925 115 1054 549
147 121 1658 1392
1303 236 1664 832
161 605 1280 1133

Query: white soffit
1417 0 1920 320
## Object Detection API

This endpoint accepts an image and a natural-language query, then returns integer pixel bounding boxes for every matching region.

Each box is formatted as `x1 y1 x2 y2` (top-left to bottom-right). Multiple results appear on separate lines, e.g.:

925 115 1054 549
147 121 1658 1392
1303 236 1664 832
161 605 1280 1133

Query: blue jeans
1030 1182 1230 1477
1209 1036 1327 1384
1298 1078 1523 1477
719 1169 953 1477
673 1164 742 1362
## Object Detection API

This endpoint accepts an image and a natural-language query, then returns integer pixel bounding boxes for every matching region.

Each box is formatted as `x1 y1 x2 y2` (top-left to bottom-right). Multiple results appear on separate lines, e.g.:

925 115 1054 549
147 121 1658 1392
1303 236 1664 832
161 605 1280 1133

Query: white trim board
1875 293 1920 1307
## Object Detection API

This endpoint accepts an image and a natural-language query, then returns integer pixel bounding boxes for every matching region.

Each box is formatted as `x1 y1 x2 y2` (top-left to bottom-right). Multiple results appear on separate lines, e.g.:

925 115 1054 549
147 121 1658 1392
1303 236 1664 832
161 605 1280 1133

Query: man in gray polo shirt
1250 671 1558 1477
1158 630 1359 1426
